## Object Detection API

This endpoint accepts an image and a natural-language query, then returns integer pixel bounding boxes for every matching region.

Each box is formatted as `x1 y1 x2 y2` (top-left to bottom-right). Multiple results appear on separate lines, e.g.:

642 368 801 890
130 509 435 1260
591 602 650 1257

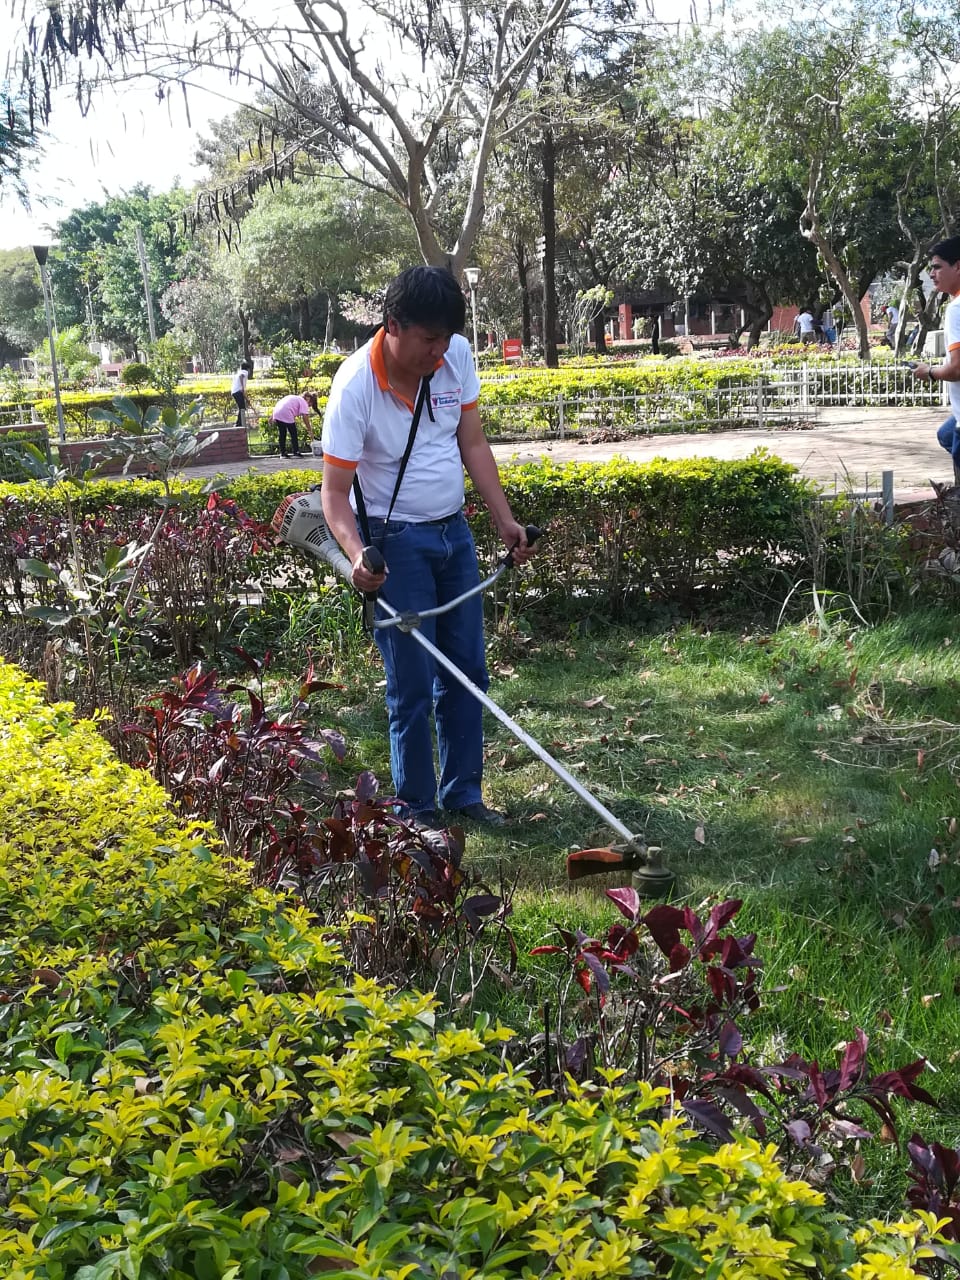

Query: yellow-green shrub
0 662 950 1278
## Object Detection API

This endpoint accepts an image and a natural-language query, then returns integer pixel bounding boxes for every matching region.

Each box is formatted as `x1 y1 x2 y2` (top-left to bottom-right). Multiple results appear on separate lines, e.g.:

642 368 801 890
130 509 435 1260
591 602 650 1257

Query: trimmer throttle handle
359 545 385 632
361 545 385 575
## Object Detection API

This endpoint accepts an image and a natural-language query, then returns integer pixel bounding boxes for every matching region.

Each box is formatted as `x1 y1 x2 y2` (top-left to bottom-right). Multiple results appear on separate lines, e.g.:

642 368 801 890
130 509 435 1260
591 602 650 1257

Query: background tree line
3 0 960 368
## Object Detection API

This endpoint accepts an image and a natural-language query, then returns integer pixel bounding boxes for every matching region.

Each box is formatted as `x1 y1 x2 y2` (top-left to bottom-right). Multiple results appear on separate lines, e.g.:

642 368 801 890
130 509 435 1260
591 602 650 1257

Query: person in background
329 338 342 354
271 391 318 458
820 304 837 345
320 265 534 829
884 303 900 348
911 236 960 483
796 307 817 344
231 359 253 428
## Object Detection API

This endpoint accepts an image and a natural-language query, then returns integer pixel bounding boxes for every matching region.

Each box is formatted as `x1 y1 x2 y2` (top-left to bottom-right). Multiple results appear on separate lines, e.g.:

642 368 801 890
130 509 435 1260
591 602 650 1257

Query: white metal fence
770 362 947 409
480 361 947 442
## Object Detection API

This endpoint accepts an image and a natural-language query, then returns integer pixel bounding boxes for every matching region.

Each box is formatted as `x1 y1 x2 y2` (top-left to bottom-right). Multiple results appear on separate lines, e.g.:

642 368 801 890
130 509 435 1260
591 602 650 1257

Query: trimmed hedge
0 454 811 630
31 378 330 438
30 362 768 442
0 659 947 1279
482 452 812 617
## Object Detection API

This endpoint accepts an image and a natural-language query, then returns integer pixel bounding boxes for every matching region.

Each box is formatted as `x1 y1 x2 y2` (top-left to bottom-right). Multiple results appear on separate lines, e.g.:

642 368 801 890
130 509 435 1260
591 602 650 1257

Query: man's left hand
500 519 536 566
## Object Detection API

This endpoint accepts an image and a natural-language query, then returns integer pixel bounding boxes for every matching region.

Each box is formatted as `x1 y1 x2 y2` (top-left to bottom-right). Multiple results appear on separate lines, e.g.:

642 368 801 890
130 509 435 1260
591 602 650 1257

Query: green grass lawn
319 606 960 1208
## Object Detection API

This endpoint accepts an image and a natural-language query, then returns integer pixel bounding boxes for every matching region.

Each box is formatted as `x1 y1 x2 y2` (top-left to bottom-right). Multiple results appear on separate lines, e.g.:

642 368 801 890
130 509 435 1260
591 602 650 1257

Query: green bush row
0 658 946 1279
0 454 811 629
28 361 766 441
478 358 764 401
27 354 938 444
484 452 812 618
31 378 333 438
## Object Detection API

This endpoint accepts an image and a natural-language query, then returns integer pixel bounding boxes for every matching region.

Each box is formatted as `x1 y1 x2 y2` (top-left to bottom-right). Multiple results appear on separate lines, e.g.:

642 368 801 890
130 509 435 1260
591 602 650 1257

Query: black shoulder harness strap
353 371 434 546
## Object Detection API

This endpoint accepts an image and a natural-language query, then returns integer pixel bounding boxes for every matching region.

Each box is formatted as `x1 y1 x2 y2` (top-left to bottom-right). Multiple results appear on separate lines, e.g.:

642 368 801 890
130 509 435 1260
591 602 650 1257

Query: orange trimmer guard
566 847 635 881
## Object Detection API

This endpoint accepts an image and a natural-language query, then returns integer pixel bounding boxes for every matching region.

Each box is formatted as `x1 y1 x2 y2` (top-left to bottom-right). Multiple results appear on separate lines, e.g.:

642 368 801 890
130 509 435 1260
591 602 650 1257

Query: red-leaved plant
125 655 514 1003
529 889 940 1190
908 1135 960 1242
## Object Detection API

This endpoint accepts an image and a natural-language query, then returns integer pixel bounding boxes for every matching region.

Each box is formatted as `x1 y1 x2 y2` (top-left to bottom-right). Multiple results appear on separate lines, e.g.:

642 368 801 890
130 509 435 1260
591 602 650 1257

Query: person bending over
271 391 318 458
320 265 534 829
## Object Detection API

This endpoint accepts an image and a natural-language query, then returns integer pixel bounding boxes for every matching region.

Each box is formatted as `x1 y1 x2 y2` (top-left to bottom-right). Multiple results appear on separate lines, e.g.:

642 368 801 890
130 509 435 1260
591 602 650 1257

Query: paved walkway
184 405 952 499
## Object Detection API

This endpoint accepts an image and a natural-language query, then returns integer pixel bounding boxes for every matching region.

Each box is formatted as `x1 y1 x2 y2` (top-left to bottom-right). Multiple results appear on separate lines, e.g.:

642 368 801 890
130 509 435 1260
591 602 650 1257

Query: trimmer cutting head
566 846 637 880
566 842 675 896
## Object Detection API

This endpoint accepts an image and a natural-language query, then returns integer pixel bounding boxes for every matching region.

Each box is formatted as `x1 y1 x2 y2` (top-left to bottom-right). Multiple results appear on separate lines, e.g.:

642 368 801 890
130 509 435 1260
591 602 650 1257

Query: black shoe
399 807 443 830
445 802 506 828
279 451 290 458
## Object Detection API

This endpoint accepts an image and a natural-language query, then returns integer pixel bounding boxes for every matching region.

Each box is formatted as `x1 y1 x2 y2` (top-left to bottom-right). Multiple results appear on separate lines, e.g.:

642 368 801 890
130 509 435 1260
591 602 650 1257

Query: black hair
240 359 254 373
931 236 960 265
383 266 466 334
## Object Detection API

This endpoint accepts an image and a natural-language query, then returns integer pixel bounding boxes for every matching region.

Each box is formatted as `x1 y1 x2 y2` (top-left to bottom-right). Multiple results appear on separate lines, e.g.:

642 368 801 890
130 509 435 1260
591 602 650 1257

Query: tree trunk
592 311 607 355
803 157 871 360
911 282 937 354
736 290 772 350
324 290 337 347
541 127 559 369
297 292 312 341
803 230 868 357
516 240 532 349
238 307 252 363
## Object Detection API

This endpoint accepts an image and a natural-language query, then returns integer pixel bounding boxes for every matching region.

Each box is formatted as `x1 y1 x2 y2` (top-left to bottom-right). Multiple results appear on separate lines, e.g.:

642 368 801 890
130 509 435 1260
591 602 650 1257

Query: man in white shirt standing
231 359 253 428
320 266 534 828
912 237 960 484
796 307 817 344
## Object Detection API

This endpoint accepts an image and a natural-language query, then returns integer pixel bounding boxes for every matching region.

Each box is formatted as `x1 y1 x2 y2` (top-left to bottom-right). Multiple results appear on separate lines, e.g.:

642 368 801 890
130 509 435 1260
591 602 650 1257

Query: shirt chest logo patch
431 391 461 410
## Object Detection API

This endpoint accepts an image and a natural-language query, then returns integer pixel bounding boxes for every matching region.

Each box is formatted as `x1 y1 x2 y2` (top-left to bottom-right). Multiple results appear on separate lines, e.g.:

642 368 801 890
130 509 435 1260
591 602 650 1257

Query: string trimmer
272 488 675 894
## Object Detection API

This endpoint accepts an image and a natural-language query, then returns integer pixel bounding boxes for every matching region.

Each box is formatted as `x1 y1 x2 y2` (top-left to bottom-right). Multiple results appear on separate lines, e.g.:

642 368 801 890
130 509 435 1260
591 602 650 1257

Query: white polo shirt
322 329 480 523
946 293 960 421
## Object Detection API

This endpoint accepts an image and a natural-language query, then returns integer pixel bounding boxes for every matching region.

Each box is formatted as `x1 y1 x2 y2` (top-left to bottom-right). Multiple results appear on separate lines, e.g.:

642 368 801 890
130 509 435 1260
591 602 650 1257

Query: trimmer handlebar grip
501 523 544 568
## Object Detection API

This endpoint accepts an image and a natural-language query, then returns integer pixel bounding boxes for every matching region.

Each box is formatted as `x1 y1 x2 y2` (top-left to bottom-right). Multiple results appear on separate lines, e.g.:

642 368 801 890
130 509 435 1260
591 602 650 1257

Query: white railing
479 361 947 441
768 362 947 409
0 406 43 427
482 382 820 440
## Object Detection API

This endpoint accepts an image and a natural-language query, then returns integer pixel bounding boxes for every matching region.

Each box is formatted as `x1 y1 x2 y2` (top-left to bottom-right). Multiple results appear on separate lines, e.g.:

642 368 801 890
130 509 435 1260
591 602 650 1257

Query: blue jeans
937 415 959 465
366 510 487 814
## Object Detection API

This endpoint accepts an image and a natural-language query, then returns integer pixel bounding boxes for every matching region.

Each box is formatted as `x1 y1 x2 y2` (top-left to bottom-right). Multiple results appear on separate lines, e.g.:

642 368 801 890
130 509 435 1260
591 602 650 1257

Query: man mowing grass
319 265 535 831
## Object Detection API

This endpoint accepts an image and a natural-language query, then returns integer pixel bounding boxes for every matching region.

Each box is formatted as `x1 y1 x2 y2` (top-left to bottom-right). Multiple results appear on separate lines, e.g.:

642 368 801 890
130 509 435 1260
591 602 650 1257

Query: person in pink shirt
270 391 318 457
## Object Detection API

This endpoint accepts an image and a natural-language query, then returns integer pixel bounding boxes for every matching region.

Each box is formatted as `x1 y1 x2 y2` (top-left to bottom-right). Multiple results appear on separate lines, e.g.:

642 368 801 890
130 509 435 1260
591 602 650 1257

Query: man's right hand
351 550 387 593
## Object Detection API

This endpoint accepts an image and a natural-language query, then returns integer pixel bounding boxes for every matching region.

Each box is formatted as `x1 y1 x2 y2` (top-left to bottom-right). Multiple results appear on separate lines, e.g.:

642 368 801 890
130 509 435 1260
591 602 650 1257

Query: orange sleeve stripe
462 399 479 412
949 342 960 352
322 454 358 470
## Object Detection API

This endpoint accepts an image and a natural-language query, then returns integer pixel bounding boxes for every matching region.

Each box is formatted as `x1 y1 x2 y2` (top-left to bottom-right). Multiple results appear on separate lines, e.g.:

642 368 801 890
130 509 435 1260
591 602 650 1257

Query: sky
0 77 247 251
0 0 705 254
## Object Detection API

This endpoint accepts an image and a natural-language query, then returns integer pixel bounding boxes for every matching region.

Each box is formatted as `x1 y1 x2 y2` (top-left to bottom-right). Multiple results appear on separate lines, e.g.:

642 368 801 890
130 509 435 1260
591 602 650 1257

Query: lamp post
32 245 66 443
463 266 481 364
